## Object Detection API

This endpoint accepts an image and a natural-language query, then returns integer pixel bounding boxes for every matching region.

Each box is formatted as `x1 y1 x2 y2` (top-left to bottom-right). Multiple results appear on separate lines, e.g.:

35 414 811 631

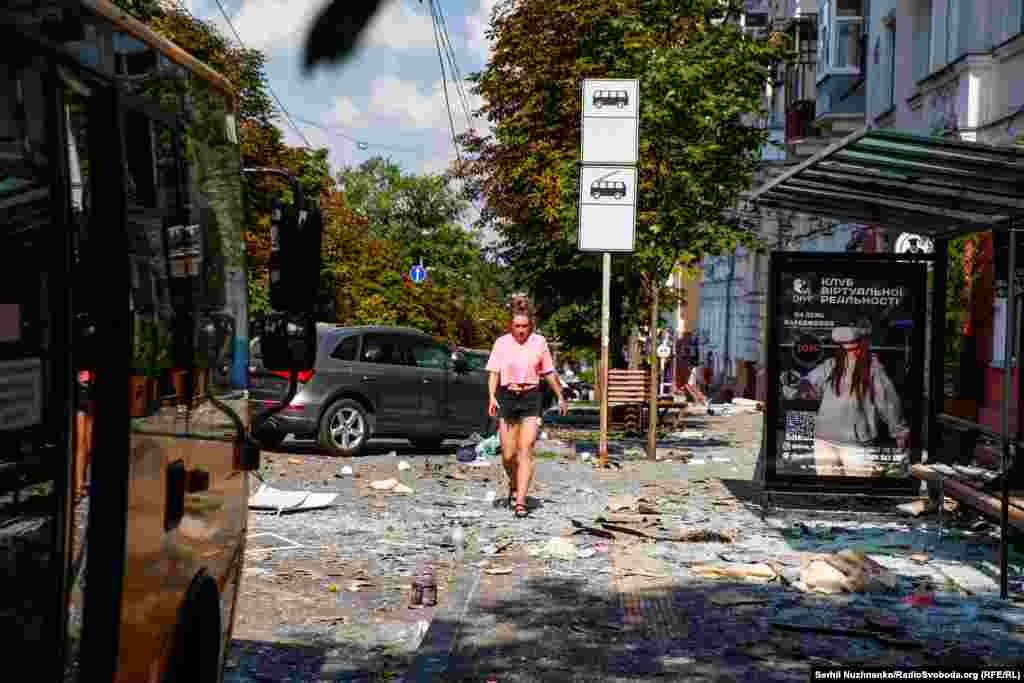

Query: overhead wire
431 0 475 131
428 0 461 161
210 0 314 149
291 115 423 155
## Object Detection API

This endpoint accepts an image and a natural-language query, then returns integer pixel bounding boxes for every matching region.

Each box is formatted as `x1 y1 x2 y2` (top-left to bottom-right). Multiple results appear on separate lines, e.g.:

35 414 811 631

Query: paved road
224 413 1024 682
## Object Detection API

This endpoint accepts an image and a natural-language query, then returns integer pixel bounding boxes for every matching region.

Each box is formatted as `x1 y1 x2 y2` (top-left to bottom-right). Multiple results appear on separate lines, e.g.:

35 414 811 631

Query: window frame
817 0 864 80
409 338 450 371
330 334 359 362
359 333 413 366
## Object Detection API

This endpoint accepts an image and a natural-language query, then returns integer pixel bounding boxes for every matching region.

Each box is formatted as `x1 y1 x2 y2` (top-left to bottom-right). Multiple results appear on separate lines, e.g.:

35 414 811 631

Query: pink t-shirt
486 333 555 387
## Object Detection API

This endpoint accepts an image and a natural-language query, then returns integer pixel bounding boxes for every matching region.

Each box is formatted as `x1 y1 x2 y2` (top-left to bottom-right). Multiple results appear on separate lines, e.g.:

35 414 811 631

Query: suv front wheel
319 399 369 457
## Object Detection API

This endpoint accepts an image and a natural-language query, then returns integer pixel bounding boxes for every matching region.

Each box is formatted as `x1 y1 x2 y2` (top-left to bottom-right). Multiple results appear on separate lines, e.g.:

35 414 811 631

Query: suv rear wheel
319 399 369 457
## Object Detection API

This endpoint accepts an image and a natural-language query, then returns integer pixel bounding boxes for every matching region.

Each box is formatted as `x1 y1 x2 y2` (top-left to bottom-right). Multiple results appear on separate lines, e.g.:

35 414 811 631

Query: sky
183 0 498 181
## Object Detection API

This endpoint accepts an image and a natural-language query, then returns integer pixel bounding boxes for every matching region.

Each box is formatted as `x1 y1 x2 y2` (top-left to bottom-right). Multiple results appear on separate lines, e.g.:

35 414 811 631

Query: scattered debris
607 495 639 512
902 592 937 607
689 563 776 582
371 479 399 491
797 550 897 594
475 434 501 458
248 484 339 514
393 483 415 495
611 553 672 578
484 567 513 575
287 458 304 465
570 519 617 539
336 465 353 477
397 460 412 471
673 528 737 543
528 537 579 561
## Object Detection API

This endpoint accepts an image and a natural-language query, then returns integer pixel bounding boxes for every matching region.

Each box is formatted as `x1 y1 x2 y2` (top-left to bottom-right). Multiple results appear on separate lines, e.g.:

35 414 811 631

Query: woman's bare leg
499 418 520 497
515 416 541 508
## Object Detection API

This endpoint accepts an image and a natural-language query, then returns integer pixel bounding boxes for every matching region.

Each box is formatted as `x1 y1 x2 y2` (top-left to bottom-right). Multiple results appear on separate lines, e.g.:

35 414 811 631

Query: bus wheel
164 573 222 683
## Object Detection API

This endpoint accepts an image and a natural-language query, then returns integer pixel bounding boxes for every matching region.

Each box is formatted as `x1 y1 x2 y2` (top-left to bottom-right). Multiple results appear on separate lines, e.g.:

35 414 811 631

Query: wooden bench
909 463 1024 532
606 369 686 432
908 414 1024 533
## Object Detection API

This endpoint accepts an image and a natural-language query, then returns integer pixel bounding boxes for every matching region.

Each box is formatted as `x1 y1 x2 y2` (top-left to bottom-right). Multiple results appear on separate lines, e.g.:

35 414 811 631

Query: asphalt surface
224 411 1024 682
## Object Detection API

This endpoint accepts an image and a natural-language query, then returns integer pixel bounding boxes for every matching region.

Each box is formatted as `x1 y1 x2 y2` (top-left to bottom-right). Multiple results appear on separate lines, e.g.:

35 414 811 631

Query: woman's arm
488 371 500 417
543 371 567 415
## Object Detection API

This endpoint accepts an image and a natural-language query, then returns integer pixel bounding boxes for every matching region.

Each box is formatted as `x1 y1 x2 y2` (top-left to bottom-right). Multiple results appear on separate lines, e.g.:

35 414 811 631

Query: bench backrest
607 369 649 405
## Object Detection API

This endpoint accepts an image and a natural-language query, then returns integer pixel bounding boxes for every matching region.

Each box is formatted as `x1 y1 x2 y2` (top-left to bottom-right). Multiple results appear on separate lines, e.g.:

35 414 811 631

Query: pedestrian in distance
486 295 567 518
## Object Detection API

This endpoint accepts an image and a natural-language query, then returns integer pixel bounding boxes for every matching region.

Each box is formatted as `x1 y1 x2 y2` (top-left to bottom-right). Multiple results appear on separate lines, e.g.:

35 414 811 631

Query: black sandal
506 489 517 509
514 503 529 518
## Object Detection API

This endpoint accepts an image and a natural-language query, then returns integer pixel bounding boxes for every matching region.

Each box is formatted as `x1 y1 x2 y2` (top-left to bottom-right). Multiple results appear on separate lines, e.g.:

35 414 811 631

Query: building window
817 0 831 77
818 0 864 78
887 16 897 109
833 0 864 69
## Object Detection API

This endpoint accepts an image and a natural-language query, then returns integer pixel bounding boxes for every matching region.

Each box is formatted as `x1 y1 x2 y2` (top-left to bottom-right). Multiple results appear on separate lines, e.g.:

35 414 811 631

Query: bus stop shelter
749 126 1024 599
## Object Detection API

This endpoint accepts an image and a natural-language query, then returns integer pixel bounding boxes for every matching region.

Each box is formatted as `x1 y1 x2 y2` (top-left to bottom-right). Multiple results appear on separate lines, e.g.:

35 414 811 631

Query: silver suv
250 325 492 456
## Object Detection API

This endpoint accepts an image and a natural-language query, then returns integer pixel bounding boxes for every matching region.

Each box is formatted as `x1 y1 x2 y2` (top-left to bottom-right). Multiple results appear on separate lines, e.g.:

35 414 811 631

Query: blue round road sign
410 265 427 283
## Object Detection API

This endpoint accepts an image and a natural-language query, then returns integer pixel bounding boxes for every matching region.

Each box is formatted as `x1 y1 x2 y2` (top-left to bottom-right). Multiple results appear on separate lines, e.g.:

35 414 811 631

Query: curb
405 566 481 682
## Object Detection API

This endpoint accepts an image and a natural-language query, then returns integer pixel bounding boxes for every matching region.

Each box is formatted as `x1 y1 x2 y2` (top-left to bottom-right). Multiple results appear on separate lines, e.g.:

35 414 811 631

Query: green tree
337 158 498 302
455 0 787 357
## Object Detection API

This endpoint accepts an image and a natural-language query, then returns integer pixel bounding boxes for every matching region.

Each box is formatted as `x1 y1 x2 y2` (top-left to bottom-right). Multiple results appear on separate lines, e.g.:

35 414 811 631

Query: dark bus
0 2 319 681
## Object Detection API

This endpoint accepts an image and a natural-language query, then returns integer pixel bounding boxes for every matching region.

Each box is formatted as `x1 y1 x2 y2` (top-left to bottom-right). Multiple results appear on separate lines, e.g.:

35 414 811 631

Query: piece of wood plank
909 464 1024 530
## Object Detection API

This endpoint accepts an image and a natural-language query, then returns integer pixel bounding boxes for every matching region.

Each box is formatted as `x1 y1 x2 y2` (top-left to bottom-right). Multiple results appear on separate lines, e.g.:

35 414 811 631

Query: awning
749 127 1024 237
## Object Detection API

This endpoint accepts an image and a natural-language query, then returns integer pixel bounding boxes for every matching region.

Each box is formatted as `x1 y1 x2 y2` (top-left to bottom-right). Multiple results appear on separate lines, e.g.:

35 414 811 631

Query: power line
428 0 461 161
430 0 474 131
210 0 314 149
291 115 423 155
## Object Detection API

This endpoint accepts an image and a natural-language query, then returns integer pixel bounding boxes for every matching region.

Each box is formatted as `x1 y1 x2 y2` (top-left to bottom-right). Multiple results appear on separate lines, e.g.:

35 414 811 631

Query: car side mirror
450 351 469 373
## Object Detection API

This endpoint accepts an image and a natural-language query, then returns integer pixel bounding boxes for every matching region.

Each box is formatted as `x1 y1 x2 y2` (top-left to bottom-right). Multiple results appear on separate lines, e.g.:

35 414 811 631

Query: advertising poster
767 255 927 487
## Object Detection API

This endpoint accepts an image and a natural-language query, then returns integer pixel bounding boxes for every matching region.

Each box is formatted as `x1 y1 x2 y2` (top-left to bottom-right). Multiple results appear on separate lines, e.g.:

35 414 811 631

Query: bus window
0 54 68 677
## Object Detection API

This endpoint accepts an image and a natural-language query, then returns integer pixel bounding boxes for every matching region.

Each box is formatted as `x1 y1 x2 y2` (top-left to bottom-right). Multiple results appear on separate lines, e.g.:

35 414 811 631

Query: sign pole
599 252 611 467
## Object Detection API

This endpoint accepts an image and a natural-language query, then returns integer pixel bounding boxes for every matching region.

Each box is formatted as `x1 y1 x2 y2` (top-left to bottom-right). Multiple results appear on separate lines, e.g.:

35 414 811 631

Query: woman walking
486 295 567 517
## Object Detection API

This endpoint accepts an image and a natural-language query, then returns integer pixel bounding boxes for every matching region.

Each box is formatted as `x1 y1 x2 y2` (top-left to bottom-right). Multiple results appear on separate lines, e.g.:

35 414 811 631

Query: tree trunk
627 328 640 370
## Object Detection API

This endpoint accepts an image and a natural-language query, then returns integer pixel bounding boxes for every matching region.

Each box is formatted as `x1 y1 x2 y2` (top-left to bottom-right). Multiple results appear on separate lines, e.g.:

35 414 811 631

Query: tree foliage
455 0 788 352
112 1 511 345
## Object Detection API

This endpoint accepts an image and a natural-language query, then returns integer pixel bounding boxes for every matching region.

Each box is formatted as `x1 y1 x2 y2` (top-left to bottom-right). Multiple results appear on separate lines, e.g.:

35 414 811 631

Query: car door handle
361 376 376 382
422 378 432 384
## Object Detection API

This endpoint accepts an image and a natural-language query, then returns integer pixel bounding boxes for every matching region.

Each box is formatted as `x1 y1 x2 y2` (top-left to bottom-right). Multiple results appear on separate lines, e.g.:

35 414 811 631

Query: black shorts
497 386 543 421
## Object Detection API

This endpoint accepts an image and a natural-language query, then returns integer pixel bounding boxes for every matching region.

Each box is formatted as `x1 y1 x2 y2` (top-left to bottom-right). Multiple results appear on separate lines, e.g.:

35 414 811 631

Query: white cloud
212 0 434 54
465 0 499 63
361 1 437 50
364 76 483 131
214 0 324 51
324 96 371 129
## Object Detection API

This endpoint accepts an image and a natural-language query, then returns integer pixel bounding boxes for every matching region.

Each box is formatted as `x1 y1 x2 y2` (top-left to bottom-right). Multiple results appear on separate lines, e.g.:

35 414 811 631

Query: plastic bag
475 434 501 457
